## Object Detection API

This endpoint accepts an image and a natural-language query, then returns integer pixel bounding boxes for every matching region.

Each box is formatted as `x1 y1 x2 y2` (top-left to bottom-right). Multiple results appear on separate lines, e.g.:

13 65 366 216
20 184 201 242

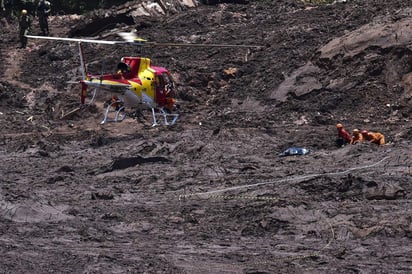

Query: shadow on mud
101 155 170 173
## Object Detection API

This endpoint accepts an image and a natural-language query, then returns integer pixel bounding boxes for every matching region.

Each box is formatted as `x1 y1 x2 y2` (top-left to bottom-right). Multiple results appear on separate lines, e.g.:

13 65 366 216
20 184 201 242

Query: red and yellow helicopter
26 33 258 126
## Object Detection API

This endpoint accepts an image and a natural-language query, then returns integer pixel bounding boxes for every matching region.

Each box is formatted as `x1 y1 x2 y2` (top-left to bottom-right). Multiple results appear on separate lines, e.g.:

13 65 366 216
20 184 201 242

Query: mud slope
0 0 411 273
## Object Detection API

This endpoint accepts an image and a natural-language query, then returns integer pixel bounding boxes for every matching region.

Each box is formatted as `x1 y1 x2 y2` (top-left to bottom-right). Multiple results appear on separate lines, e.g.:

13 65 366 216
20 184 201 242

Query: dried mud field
1 0 412 273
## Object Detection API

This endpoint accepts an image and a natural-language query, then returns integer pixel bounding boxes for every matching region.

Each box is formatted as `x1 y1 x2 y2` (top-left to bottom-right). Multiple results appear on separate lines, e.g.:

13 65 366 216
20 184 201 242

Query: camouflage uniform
19 11 31 48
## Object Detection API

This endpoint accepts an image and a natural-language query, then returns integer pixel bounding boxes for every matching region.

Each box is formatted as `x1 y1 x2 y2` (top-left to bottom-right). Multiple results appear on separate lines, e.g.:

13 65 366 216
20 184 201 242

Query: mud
0 0 411 273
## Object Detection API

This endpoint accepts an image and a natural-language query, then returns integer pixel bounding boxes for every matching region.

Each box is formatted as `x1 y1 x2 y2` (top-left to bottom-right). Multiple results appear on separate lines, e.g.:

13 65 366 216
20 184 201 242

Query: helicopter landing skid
101 100 126 124
151 108 179 127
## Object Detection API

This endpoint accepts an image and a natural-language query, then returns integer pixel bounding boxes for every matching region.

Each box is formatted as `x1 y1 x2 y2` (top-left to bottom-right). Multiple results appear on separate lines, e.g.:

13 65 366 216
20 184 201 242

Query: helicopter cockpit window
162 73 174 94
156 75 165 90
156 73 174 95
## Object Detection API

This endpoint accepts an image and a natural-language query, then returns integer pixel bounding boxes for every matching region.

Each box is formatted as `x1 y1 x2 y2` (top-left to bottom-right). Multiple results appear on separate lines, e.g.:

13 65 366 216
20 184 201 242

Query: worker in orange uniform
361 130 385 145
350 128 363 144
336 123 351 147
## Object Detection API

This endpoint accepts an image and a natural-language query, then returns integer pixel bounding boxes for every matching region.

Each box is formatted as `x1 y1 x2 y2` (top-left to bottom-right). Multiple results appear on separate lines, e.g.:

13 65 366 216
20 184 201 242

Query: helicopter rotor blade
67 80 80 84
143 42 260 48
117 32 260 48
117 32 147 43
26 34 260 49
26 35 128 45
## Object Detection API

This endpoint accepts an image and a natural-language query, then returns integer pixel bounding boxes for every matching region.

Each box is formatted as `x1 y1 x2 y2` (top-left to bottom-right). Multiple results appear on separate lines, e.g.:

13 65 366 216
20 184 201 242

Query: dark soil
1 0 411 273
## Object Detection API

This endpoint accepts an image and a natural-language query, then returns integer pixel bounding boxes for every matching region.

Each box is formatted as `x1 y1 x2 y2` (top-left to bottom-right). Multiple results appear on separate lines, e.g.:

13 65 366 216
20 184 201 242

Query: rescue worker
336 123 351 147
19 9 30 48
350 128 363 145
361 130 385 145
37 0 50 36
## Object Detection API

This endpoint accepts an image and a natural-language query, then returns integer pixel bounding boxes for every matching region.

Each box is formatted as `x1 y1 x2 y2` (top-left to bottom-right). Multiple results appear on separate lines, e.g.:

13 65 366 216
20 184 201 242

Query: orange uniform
350 129 363 144
362 131 385 145
336 123 351 147
337 127 351 143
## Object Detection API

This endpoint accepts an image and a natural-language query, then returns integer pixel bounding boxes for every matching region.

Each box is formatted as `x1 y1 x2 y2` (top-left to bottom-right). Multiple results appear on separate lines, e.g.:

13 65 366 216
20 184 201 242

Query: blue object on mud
279 147 311 157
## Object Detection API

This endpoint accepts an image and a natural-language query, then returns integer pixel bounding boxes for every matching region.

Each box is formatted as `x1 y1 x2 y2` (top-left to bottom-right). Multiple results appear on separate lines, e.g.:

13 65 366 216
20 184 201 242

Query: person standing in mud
37 0 50 36
19 9 31 48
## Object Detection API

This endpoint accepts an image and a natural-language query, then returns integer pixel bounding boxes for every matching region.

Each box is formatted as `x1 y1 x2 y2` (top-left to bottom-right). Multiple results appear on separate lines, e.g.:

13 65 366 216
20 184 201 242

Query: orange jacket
363 132 385 145
350 133 363 144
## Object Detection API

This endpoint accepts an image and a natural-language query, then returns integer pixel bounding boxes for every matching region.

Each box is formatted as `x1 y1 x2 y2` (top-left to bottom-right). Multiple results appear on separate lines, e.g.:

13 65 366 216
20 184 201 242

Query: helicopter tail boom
78 42 88 80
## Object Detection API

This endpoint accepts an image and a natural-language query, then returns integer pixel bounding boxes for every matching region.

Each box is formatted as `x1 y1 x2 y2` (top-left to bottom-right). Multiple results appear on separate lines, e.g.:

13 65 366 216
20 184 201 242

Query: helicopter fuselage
82 57 175 111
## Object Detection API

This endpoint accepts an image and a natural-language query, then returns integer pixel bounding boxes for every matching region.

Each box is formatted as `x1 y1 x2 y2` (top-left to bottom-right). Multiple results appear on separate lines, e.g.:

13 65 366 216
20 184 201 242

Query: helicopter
26 33 259 126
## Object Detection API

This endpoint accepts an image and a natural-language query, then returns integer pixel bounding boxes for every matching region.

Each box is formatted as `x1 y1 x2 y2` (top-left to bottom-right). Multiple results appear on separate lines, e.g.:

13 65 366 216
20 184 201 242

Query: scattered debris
279 147 311 157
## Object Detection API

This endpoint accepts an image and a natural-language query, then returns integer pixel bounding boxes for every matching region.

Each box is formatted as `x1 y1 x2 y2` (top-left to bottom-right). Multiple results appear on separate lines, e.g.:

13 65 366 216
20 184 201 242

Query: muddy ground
0 0 412 273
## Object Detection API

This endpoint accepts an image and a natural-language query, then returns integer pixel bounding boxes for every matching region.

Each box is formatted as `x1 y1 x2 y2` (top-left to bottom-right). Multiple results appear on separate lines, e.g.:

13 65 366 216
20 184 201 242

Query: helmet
21 9 27 15
336 123 343 128
361 130 368 135
353 129 360 134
